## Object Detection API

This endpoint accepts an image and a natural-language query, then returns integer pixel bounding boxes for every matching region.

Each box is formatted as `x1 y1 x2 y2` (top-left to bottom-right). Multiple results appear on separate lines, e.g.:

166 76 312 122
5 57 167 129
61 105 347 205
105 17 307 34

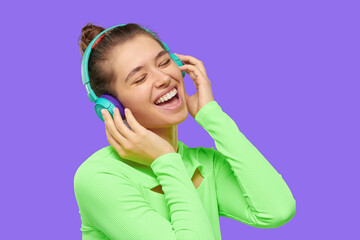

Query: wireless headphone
81 23 185 129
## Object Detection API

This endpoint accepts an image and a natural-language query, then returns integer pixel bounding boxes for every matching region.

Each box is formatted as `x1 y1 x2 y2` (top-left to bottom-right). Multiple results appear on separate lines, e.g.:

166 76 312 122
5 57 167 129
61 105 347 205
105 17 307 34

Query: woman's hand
174 53 215 118
101 107 176 167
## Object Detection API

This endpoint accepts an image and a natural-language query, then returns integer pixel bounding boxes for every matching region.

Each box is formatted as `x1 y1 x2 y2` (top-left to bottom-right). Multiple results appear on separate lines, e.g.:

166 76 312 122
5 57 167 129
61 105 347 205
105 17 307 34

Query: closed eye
134 59 171 84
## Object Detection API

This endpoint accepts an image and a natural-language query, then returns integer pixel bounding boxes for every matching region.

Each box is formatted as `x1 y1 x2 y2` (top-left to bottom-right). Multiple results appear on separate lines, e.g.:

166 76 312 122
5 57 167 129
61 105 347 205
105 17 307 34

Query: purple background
1 0 359 239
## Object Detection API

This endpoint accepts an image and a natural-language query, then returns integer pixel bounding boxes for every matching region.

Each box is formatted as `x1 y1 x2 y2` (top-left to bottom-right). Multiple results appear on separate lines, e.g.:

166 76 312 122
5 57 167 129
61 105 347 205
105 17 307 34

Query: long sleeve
74 152 216 240
194 100 296 228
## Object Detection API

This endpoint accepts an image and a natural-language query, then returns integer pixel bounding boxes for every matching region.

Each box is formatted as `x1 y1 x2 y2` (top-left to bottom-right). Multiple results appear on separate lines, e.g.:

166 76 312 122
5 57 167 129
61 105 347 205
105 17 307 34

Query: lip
154 87 183 111
153 84 177 104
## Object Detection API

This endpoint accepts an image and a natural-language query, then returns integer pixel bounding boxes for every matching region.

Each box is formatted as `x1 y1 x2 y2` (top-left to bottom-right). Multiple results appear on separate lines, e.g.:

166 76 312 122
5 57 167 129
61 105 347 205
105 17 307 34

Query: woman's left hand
174 53 215 118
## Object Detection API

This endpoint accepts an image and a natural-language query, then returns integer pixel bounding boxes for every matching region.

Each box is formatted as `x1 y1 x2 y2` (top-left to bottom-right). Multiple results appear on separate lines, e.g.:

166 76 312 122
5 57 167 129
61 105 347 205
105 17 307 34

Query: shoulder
73 145 132 194
182 143 218 174
190 145 228 176
181 141 216 157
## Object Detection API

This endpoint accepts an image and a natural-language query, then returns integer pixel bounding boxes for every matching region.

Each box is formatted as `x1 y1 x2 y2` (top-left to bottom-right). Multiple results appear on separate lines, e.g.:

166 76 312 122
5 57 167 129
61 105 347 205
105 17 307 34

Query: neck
148 125 178 153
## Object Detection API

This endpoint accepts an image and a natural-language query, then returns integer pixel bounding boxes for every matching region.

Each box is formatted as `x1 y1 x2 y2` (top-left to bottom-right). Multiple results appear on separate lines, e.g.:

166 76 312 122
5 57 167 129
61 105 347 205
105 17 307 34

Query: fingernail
101 109 105 115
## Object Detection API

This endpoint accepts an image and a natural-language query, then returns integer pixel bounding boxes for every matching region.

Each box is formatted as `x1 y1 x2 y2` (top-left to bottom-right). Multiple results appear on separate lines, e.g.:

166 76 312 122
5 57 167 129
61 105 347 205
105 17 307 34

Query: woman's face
108 35 188 129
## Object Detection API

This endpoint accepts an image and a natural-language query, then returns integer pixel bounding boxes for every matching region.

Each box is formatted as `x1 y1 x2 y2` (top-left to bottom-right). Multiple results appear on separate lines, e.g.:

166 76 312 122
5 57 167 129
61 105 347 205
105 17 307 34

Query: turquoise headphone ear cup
94 97 116 122
169 53 185 77
94 95 133 131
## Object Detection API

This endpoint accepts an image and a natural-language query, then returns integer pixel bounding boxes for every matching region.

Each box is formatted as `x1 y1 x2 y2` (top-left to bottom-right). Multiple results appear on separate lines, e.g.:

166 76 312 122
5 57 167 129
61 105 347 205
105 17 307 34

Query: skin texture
107 35 189 153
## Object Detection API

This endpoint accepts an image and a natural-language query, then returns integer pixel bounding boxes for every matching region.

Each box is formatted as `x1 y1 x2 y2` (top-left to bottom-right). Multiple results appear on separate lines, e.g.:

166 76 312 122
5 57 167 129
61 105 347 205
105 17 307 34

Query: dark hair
78 23 166 99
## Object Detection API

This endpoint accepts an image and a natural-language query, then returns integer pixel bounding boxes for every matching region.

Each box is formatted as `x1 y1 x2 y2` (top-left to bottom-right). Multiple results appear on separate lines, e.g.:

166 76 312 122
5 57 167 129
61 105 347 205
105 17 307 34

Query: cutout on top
150 167 204 194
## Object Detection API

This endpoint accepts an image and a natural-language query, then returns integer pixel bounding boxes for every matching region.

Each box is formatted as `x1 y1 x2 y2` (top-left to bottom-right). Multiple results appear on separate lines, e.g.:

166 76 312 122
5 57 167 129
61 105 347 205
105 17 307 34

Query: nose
153 68 172 86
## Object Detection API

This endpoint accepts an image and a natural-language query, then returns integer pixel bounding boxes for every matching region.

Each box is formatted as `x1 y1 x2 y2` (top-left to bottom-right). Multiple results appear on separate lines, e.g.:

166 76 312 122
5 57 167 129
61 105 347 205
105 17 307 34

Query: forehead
111 36 164 80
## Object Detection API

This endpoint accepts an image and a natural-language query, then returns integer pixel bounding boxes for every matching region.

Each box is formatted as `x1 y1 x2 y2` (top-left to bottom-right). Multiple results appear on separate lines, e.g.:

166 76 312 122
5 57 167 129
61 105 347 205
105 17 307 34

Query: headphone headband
80 23 184 123
80 24 170 103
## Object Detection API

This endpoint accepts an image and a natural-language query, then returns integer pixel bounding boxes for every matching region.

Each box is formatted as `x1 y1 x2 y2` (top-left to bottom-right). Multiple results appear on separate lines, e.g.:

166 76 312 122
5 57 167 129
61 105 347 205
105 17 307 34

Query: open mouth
153 87 181 110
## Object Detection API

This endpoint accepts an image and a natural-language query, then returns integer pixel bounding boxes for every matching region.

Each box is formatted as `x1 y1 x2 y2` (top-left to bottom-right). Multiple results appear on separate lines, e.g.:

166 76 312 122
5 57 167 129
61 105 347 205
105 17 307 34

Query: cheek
130 88 152 104
118 93 145 109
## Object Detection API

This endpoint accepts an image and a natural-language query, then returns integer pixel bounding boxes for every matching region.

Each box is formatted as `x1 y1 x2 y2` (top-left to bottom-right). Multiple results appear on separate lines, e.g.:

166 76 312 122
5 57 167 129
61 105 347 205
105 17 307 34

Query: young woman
74 23 296 240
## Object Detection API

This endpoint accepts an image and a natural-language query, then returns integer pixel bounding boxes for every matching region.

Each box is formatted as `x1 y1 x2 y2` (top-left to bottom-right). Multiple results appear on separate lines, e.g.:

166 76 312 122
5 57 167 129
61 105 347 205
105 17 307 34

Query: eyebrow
124 49 169 84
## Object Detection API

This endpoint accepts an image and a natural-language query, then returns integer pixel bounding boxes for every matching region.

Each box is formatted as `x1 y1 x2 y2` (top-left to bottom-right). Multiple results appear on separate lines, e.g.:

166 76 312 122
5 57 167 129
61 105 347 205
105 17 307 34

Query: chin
164 107 188 124
148 108 189 128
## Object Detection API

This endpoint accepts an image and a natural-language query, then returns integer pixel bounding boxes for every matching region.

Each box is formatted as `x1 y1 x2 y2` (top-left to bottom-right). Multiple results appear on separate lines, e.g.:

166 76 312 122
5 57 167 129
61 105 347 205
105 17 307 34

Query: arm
74 153 216 240
194 101 296 228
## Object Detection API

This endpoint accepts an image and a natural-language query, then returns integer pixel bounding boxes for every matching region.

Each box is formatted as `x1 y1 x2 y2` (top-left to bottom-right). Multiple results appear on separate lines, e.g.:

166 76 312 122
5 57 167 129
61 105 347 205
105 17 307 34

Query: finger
105 124 125 156
102 109 128 145
174 53 207 77
179 64 212 86
184 90 191 102
178 64 199 81
123 108 145 134
112 107 134 138
178 64 202 82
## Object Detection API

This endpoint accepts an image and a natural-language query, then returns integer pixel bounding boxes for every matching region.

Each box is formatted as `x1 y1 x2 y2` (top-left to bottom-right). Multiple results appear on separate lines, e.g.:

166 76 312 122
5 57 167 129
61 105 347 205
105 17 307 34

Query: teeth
155 88 177 104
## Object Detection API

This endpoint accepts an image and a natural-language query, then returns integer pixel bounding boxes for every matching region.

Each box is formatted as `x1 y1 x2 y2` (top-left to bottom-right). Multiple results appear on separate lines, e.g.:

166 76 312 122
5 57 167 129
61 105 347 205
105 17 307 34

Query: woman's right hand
101 107 176 167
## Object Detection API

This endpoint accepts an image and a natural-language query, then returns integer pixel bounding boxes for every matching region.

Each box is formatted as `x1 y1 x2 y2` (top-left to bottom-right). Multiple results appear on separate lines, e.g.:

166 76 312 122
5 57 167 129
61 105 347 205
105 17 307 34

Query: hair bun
79 23 105 56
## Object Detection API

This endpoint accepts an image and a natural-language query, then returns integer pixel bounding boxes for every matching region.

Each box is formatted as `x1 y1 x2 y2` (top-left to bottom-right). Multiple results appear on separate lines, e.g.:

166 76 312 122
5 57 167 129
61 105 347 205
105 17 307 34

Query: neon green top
73 101 296 240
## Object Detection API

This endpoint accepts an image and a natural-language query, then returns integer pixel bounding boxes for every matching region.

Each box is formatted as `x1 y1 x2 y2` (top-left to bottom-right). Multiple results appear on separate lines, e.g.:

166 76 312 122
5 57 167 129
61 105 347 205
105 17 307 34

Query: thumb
184 91 190 104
